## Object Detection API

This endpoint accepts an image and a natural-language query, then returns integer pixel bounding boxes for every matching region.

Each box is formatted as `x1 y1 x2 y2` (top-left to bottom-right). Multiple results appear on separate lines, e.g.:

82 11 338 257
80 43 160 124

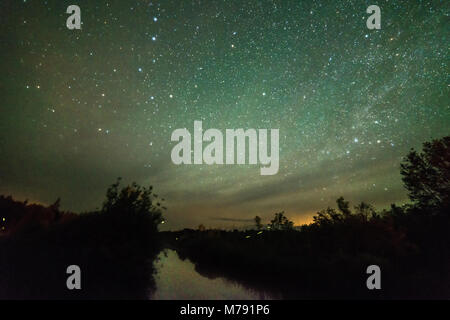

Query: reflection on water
151 249 276 300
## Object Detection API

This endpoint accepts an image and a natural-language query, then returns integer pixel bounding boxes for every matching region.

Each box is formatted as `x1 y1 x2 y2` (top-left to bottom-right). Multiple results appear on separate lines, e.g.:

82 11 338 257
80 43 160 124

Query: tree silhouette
354 201 376 220
254 215 262 230
400 136 450 210
101 177 165 232
313 207 341 226
313 197 355 225
269 211 294 230
336 196 351 217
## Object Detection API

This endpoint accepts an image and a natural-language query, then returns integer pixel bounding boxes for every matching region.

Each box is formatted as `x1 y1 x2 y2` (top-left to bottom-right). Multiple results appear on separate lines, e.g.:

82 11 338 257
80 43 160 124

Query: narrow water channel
151 249 276 300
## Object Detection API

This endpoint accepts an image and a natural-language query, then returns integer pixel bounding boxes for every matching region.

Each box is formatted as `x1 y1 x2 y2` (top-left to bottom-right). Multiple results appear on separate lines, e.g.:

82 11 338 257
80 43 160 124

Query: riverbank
160 207 450 299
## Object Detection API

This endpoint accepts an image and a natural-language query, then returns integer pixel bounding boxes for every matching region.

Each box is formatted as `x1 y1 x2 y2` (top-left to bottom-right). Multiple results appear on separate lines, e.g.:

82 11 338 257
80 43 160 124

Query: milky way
0 0 448 229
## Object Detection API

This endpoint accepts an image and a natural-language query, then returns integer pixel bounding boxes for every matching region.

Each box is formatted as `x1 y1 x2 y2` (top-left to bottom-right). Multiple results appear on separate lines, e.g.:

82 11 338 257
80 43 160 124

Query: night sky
0 1 448 230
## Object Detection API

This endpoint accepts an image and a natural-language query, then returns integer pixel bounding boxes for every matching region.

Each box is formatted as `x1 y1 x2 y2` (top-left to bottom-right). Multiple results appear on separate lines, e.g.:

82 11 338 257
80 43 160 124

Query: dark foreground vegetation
0 136 449 299
0 179 165 299
164 202 449 299
164 136 450 299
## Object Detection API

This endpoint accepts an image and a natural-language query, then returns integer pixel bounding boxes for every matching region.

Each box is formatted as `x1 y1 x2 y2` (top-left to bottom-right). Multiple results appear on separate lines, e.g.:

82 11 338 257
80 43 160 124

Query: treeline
165 136 450 299
0 179 165 299
0 136 448 299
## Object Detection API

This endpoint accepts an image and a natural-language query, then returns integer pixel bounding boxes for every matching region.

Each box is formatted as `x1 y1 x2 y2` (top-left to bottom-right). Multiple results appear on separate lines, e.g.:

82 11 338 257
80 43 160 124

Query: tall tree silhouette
400 136 450 210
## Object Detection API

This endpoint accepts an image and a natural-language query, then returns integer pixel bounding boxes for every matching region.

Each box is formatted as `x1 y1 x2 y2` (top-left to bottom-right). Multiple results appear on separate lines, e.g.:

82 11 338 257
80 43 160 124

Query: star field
0 0 448 229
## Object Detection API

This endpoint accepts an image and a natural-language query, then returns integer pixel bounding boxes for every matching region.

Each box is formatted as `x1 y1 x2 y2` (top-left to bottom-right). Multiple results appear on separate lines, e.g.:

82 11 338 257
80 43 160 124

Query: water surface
151 249 276 299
